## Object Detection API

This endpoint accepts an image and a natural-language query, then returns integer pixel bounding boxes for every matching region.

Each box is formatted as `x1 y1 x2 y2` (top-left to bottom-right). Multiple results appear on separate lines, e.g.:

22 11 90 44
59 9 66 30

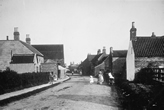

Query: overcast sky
0 0 164 65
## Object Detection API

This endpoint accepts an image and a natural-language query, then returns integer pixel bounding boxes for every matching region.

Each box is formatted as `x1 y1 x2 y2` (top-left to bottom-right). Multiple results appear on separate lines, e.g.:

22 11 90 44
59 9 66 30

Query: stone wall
135 57 164 73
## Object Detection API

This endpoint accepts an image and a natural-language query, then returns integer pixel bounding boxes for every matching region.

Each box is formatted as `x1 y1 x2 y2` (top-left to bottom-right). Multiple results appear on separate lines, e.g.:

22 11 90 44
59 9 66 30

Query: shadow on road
58 94 121 108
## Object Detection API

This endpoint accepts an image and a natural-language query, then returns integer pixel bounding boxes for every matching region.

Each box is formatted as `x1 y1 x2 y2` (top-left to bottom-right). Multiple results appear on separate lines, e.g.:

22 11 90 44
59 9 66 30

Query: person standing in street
72 71 74 75
49 72 54 84
108 72 114 85
98 69 104 84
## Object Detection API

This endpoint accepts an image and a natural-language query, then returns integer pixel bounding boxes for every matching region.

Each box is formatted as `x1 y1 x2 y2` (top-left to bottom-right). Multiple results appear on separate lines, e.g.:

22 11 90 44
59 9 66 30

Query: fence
141 68 164 83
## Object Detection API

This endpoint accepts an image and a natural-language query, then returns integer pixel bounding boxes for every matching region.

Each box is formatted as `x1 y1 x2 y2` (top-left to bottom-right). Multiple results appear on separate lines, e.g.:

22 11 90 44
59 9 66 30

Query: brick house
0 28 44 73
126 22 164 81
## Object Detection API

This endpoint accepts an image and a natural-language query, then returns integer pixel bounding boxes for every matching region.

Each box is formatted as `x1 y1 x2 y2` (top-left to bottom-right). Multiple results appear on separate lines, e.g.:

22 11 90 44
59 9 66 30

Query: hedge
0 70 50 95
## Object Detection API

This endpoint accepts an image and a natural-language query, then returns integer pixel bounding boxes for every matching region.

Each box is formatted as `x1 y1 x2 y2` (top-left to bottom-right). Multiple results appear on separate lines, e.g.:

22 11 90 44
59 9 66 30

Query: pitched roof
132 36 164 57
79 54 96 68
87 54 96 61
32 44 64 60
113 50 127 57
97 55 108 65
11 54 34 63
20 41 43 56
0 40 43 56
91 53 103 66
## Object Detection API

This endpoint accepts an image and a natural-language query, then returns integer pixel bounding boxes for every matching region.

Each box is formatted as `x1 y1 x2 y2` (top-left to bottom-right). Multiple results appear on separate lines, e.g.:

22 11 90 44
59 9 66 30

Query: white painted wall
126 41 135 81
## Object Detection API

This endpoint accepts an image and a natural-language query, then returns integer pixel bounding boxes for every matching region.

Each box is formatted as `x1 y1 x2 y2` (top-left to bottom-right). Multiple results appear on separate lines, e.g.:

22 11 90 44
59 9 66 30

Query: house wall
81 66 90 75
10 63 35 74
59 69 66 78
41 63 58 75
34 55 44 72
104 56 110 70
126 41 135 81
94 56 110 76
113 57 126 74
0 41 33 71
80 59 92 75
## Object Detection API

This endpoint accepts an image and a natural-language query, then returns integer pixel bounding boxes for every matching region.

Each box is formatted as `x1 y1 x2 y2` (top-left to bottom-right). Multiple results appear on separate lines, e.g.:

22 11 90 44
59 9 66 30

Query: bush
134 68 156 84
0 71 50 95
118 81 154 110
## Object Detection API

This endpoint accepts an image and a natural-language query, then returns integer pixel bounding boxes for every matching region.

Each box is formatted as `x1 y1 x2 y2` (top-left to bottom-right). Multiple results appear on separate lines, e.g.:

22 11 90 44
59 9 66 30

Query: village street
1 74 122 110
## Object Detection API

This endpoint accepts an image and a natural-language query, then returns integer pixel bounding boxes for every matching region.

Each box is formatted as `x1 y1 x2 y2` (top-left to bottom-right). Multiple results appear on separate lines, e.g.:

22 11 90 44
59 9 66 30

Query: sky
0 0 164 65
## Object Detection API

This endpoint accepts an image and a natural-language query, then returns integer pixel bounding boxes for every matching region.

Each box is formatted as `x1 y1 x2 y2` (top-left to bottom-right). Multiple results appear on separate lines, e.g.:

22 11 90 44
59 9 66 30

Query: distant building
126 22 164 81
94 47 109 76
0 28 44 73
79 54 96 76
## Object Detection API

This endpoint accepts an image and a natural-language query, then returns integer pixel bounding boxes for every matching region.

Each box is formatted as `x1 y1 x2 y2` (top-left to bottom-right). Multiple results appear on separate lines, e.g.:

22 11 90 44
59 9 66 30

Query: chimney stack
130 22 137 41
13 27 20 40
109 47 113 73
132 22 135 28
110 47 113 57
102 46 106 54
151 32 156 37
97 49 101 55
26 34 31 44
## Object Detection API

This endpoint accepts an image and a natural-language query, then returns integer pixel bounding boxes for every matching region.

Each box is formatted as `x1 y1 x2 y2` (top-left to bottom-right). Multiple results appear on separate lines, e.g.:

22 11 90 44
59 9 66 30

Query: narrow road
1 74 122 110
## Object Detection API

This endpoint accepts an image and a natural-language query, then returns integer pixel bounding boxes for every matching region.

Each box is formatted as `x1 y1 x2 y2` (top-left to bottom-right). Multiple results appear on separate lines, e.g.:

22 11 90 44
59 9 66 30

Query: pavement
0 76 70 105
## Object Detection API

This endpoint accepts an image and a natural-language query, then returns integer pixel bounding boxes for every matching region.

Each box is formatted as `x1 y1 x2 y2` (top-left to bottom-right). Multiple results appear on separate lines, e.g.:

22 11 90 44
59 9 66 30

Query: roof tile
132 36 164 57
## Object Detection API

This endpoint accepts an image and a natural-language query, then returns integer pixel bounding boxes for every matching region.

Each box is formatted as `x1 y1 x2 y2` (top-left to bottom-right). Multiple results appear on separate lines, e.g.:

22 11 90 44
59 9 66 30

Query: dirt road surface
1 74 122 110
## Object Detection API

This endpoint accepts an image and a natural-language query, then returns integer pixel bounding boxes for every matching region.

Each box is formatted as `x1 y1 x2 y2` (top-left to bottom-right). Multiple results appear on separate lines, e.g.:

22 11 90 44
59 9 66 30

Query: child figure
98 70 104 84
90 75 94 84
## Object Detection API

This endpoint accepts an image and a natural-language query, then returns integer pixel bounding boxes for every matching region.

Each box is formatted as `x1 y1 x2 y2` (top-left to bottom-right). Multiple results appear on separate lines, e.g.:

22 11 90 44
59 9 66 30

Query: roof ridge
32 44 63 46
136 36 164 38
20 41 43 56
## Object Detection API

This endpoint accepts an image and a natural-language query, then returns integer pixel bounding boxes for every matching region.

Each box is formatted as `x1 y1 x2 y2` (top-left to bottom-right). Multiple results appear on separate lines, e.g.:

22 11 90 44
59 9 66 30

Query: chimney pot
14 27 18 32
130 22 137 40
132 22 135 28
26 34 30 38
26 34 31 45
